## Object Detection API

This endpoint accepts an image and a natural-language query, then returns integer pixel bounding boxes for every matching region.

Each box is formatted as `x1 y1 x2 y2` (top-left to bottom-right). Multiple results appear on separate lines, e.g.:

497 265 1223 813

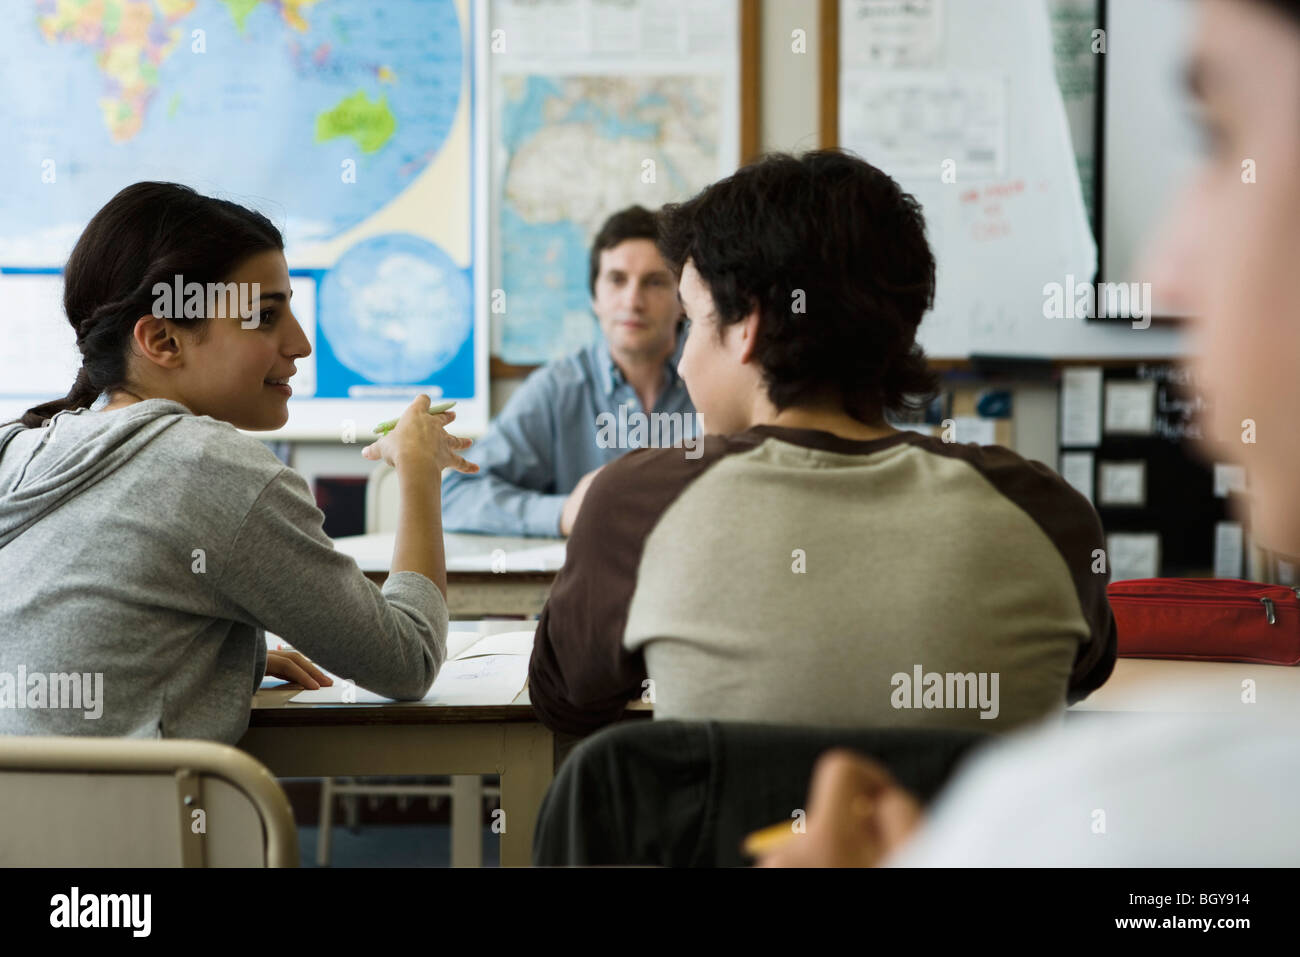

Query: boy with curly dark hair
528 149 1116 738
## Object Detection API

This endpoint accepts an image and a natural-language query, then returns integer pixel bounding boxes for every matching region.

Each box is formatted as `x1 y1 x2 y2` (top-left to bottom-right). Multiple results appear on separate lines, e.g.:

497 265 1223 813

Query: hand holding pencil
361 394 478 476
747 749 924 868
373 399 457 436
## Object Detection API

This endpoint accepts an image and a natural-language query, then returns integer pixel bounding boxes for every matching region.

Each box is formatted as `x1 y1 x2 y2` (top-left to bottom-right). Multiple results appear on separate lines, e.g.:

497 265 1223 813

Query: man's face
591 238 681 362
1147 0 1300 554
676 258 756 435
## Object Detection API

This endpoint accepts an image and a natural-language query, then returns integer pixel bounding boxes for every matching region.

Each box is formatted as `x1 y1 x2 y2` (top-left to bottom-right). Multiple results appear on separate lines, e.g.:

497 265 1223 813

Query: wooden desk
1069 656 1300 715
334 531 565 618
241 686 552 867
242 689 651 868
251 615 1293 866
246 620 650 868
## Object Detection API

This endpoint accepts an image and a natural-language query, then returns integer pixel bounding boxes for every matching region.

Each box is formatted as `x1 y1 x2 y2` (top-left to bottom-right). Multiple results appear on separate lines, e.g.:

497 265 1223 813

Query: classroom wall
760 0 821 154
290 0 1061 502
291 0 821 494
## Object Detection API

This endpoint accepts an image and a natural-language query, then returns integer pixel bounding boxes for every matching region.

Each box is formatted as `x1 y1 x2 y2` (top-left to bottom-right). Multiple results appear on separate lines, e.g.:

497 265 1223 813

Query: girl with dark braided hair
0 183 476 741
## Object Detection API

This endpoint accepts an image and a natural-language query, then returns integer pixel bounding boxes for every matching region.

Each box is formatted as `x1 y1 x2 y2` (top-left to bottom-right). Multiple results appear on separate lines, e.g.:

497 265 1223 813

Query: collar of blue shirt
592 321 688 399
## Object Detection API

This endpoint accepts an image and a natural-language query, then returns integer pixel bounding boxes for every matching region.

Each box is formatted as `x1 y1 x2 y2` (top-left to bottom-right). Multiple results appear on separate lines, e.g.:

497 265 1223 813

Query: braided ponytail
16 366 101 430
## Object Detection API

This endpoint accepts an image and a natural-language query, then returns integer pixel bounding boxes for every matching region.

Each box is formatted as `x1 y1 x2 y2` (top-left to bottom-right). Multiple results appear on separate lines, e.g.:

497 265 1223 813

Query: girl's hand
265 649 333 691
360 394 478 476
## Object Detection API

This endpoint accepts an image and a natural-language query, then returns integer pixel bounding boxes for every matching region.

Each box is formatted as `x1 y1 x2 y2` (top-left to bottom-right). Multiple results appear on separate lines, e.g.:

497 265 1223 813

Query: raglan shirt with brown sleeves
527 425 1117 737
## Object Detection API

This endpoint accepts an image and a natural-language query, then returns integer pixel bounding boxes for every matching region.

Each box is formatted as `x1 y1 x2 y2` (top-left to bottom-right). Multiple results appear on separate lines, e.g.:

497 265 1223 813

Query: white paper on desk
453 542 567 573
268 629 484 662
289 630 535 705
452 629 535 658
290 678 390 704
953 416 996 446
446 630 481 660
1061 367 1102 447
422 654 530 706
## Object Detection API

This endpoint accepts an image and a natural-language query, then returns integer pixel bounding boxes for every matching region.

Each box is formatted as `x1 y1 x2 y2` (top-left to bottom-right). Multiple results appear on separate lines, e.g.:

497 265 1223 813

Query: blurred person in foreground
760 0 1300 868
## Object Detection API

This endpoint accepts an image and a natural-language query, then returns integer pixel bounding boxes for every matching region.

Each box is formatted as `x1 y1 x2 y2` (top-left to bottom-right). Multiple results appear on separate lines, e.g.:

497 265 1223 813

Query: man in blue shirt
442 206 697 537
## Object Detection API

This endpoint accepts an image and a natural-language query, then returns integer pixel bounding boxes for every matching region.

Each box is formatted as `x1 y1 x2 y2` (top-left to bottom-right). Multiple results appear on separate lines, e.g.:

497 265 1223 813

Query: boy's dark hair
657 149 938 423
588 205 663 296
1256 0 1300 26
11 182 283 429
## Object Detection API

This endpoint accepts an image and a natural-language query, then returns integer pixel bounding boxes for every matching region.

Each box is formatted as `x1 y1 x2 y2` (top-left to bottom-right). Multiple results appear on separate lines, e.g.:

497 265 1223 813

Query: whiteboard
837 0 1185 358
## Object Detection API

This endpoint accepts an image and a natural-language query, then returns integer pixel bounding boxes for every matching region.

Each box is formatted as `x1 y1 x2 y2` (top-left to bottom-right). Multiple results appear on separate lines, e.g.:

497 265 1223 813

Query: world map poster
0 0 486 436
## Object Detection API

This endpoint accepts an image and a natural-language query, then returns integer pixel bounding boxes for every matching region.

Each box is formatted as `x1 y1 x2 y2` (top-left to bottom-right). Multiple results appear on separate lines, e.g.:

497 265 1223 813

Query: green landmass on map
315 91 397 154
102 3 122 36
219 0 264 32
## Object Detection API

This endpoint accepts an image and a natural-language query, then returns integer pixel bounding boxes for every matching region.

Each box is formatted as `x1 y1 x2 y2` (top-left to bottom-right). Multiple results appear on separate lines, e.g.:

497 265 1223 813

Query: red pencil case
1107 578 1300 665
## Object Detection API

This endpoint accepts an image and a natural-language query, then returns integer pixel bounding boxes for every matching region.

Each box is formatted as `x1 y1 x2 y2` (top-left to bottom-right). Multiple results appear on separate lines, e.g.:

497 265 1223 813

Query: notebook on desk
284 629 534 706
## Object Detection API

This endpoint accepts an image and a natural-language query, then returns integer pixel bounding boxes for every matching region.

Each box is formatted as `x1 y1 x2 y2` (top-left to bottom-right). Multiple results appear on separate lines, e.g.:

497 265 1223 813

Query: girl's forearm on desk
391 465 449 598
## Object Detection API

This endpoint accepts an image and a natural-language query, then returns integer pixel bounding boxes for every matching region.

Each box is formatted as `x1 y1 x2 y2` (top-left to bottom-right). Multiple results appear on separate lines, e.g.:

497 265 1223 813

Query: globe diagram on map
317 233 472 384
0 0 464 261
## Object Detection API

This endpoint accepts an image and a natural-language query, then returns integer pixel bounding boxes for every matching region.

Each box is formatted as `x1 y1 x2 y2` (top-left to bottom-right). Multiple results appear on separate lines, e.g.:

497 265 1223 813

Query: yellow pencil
742 794 876 859
742 821 801 858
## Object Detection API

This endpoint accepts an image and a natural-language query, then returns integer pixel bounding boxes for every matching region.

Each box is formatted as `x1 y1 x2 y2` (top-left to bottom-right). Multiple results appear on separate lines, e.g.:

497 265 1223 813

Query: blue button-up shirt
441 332 697 537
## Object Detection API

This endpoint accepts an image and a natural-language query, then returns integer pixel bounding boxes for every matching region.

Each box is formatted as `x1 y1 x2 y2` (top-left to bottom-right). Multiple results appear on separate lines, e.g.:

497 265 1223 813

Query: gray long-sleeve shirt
0 398 447 743
441 334 696 537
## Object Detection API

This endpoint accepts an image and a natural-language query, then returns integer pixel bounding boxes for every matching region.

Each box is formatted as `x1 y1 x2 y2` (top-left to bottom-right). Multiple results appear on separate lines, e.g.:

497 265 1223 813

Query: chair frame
0 735 299 867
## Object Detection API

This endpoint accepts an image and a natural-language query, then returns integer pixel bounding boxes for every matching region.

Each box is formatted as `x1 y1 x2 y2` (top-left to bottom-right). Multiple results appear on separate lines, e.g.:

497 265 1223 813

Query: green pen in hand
373 400 457 436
